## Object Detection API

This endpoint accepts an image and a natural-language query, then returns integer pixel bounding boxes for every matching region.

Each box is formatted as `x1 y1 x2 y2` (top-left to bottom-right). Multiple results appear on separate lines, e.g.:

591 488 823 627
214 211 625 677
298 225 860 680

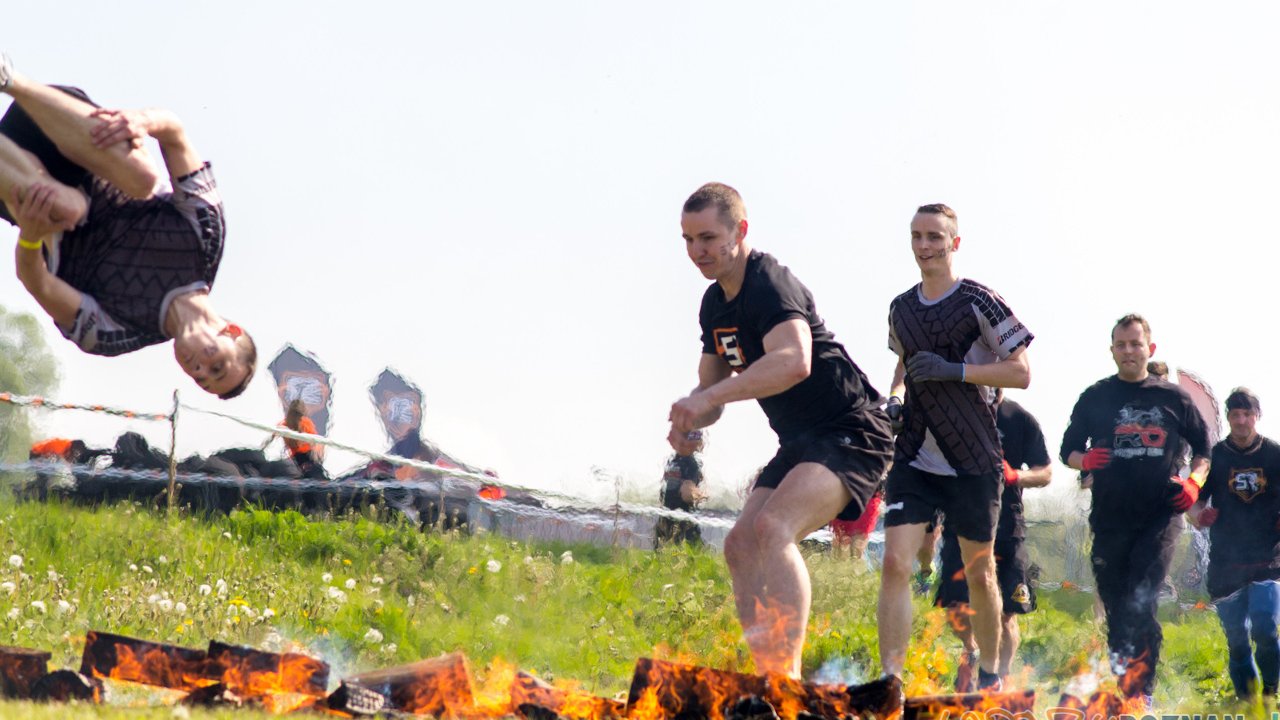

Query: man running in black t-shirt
879 203 1033 691
934 389 1051 690
668 182 892 678
1061 313 1210 705
0 55 255 398
1189 388 1280 701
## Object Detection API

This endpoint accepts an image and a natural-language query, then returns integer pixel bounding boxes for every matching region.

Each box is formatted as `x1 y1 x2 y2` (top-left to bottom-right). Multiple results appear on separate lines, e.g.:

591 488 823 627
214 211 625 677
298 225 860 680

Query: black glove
885 396 905 434
906 351 965 383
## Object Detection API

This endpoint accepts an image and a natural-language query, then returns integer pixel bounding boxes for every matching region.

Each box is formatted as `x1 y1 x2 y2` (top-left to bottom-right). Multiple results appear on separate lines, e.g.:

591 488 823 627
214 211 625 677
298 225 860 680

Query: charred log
903 690 1035 720
0 645 51 699
30 670 102 703
327 681 388 716
80 631 208 691
347 651 475 716
511 670 625 720
203 640 329 697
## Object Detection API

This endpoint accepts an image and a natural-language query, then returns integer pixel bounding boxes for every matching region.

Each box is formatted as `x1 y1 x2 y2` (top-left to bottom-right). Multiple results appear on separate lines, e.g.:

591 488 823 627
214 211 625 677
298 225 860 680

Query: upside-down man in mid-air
668 182 893 678
0 54 255 398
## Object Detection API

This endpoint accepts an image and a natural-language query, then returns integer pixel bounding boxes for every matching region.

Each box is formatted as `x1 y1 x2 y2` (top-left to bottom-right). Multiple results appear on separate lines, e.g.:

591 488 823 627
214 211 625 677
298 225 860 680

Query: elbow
789 358 811 385
119 161 161 200
1013 365 1031 390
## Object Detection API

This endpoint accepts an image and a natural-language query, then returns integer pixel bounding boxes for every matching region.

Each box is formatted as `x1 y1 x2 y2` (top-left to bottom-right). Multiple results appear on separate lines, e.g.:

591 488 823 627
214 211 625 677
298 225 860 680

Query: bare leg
724 488 774 663
0 134 85 227
999 613 1019 677
958 537 1003 675
948 605 978 691
726 463 852 677
3 72 157 198
878 522 928 676
850 532 869 561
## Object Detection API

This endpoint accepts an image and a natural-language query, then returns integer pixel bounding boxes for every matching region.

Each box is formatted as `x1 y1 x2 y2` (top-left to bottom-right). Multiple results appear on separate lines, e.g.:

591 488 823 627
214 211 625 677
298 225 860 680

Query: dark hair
683 182 747 232
1226 387 1262 414
218 329 258 400
1111 313 1152 342
285 398 307 429
915 203 958 235
1146 360 1169 379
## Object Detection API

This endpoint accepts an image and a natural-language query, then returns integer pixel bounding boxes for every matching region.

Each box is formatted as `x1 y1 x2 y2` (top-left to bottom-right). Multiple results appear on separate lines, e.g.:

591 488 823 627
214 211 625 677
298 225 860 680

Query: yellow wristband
1189 472 1205 488
17 237 42 250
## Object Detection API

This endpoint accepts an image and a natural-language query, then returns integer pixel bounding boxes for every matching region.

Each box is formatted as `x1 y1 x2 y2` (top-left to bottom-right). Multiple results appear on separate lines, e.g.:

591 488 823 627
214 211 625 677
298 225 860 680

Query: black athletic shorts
934 531 1036 614
0 86 97 226
883 463 1002 542
753 409 893 522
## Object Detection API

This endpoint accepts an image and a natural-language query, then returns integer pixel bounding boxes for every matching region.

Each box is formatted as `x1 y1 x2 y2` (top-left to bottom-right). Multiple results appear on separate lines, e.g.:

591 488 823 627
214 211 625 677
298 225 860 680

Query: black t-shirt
660 454 702 512
699 250 880 441
1203 435 1280 599
995 399 1051 540
1060 375 1211 529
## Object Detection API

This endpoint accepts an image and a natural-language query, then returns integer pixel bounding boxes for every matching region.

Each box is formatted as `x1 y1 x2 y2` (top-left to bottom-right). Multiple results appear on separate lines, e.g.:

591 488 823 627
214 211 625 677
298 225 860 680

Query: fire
348 651 476 717
80 632 210 692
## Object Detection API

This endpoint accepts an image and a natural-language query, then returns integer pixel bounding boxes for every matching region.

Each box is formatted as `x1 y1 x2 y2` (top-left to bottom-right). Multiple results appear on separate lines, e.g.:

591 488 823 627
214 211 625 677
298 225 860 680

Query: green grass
0 495 1247 717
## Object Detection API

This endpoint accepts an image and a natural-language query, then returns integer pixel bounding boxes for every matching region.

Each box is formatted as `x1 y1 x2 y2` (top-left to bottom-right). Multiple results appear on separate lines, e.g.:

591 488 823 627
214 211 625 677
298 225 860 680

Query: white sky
2 1 1278 508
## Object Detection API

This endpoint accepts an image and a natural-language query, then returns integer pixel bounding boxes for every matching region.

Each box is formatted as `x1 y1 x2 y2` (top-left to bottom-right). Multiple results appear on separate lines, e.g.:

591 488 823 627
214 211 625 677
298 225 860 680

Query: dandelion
371 576 385 585
344 579 356 590
47 570 59 582
326 587 347 602
321 573 333 584
493 614 510 627
486 559 502 573
148 594 161 604
129 564 138 572
215 579 228 596
56 600 72 615
382 643 398 654
5 608 17 620
158 599 174 613
222 531 232 539
7 555 22 569
468 567 478 575
175 602 188 615
158 555 168 564
342 559 352 566
142 565 154 574
524 556 534 565
560 551 574 565
364 628 384 643
0 582 15 595
514 594 527 603
263 608 276 619
29 600 46 614
198 584 212 596
407 595 416 607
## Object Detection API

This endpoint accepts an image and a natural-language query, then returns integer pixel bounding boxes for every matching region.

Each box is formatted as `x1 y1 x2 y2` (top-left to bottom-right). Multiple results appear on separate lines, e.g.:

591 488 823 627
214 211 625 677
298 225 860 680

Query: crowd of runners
3 54 1278 709
665 183 1280 707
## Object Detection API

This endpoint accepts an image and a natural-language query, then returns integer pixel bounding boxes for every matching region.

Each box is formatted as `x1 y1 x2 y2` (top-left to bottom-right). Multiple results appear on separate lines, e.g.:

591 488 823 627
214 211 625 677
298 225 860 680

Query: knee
723 526 757 572
1251 612 1280 642
749 510 796 552
881 548 914 584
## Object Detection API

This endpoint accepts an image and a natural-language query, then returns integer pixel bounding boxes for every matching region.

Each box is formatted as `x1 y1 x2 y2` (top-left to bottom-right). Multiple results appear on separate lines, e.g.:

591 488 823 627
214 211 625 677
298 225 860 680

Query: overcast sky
3 1 1277 509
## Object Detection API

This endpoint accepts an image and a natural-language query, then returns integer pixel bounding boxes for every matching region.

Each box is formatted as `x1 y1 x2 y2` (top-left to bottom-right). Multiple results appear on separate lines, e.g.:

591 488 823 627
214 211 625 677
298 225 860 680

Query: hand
89 107 149 149
667 425 703 455
669 392 716 434
1080 447 1112 472
1169 475 1200 513
905 351 965 383
679 480 708 506
1002 459 1020 487
885 396 904 434
1197 507 1219 528
9 182 63 240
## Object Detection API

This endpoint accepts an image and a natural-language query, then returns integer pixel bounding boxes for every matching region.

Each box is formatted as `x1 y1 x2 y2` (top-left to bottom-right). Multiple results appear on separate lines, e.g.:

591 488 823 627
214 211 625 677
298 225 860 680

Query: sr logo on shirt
713 328 746 368
1230 467 1267 503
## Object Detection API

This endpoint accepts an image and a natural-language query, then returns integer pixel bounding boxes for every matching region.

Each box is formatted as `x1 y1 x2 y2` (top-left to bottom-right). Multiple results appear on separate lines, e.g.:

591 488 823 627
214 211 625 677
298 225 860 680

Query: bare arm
668 319 812 435
90 107 203 183
1189 455 1210 483
1016 463 1052 489
889 357 906 398
10 184 80 328
962 345 1031 389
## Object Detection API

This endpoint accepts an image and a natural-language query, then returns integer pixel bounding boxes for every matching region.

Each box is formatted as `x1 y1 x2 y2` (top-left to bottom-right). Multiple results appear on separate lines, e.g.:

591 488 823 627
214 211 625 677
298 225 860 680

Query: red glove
1197 507 1219 528
1169 476 1200 513
1002 460 1020 487
1080 447 1112 472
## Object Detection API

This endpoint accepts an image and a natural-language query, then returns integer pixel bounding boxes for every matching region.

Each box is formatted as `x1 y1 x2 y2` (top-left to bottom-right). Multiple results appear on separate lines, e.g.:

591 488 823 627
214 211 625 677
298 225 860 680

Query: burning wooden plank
625 657 902 720
0 645 50 699
347 651 475 716
79 631 209 691
203 640 329 697
30 670 102 703
903 690 1036 720
511 670 624 720
1058 691 1134 720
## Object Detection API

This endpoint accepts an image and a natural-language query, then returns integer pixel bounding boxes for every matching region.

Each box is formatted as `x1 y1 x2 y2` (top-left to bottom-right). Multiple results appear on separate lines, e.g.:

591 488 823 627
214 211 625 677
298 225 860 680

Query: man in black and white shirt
0 54 254 398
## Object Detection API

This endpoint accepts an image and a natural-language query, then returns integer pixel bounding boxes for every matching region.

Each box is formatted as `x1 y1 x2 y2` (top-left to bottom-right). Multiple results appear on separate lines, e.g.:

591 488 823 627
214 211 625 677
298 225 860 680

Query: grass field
0 494 1248 718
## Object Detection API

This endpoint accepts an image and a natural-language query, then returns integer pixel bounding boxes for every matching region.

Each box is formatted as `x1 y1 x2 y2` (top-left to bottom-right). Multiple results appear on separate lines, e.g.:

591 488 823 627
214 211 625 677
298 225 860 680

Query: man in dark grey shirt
0 55 254 398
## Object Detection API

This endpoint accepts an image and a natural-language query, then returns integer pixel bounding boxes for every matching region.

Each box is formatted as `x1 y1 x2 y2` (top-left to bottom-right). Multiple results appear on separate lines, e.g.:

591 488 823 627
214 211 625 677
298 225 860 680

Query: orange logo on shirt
1230 467 1267 503
713 327 745 368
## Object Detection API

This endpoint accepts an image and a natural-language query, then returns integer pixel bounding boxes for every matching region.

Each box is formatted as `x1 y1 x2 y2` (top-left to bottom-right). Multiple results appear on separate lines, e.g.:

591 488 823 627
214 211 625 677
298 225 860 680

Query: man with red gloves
1190 388 1280 701
1061 313 1211 705
935 389 1052 690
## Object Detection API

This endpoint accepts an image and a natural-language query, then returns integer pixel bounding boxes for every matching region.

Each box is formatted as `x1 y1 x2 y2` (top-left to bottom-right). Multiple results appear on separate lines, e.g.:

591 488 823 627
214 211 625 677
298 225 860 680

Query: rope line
0 392 170 421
